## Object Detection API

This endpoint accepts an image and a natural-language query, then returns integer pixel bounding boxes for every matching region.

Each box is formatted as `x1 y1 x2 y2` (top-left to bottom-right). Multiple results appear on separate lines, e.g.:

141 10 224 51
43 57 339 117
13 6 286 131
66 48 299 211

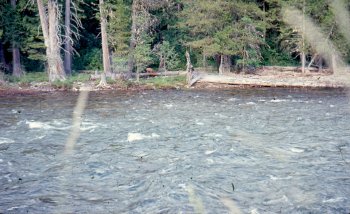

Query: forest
1 1 350 212
0 0 350 83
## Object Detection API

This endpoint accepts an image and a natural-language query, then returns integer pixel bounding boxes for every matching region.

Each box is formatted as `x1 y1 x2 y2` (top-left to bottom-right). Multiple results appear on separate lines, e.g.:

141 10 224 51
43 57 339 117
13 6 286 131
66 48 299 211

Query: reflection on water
0 89 349 213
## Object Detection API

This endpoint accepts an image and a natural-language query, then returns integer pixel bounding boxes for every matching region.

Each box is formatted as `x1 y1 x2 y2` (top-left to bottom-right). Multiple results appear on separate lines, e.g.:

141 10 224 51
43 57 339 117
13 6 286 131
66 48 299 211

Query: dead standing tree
64 0 82 76
186 50 193 85
97 0 111 87
37 0 66 82
64 0 72 75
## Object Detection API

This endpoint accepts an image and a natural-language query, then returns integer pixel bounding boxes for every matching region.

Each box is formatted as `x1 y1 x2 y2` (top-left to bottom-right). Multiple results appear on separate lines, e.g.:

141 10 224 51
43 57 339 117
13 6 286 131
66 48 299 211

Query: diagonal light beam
64 90 89 155
282 7 346 75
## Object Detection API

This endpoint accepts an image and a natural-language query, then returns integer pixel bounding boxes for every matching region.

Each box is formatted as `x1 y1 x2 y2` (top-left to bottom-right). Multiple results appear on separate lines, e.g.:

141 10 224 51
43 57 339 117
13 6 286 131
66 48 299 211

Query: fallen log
262 66 331 73
197 73 349 88
90 71 186 80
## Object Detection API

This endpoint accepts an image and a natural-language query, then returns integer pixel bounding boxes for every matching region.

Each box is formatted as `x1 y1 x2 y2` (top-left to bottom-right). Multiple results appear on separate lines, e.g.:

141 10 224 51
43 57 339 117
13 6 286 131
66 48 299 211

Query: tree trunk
301 0 307 74
301 52 306 73
318 57 323 72
307 54 317 69
219 55 224 75
64 0 72 75
0 42 7 70
48 0 65 81
331 54 337 74
11 0 23 77
186 50 194 85
219 55 231 75
99 0 111 77
12 48 22 77
37 0 66 82
37 0 50 47
158 54 165 72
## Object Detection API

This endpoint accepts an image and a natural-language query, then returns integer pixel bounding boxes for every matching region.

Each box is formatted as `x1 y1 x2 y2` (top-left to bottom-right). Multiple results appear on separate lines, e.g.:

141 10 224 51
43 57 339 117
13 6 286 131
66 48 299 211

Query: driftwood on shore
90 71 186 80
262 66 331 73
196 73 349 88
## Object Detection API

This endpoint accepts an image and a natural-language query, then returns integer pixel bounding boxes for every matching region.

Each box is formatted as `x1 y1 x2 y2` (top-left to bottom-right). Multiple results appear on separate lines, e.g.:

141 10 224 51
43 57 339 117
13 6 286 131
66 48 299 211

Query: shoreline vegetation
0 66 349 95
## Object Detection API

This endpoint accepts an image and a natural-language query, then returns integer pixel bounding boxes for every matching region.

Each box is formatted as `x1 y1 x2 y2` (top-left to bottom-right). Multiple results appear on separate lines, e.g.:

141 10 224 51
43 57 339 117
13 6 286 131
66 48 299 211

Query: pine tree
107 0 131 75
180 0 265 73
2 0 24 76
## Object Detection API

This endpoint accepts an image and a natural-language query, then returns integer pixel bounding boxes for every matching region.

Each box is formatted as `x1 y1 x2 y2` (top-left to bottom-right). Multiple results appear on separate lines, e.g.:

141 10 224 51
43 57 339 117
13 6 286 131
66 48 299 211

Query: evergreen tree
3 0 24 76
180 0 265 73
2 0 46 74
107 0 131 74
154 40 180 72
0 0 7 72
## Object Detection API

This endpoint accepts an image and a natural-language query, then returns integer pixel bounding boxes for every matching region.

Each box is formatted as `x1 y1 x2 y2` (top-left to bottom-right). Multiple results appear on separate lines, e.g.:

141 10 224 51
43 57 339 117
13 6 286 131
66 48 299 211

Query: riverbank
195 70 350 89
0 70 349 95
0 74 187 95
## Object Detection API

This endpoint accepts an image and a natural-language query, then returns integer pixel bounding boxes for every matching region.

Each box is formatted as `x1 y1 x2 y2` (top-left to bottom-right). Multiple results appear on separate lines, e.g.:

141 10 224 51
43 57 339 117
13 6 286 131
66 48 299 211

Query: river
0 89 349 213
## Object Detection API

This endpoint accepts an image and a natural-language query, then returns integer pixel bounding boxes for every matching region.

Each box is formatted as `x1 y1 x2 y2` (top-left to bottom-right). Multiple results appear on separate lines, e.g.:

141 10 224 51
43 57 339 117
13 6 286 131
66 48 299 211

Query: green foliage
107 0 131 55
134 34 153 73
154 41 180 71
73 48 103 70
7 72 48 83
21 57 45 72
180 0 265 68
261 46 298 66
112 55 129 73
2 0 45 61
2 3 23 47
141 75 186 88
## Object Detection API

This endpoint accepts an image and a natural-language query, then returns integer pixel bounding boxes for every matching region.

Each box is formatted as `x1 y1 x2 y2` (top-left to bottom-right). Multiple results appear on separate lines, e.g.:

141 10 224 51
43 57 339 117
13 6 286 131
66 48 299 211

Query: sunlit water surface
0 89 349 213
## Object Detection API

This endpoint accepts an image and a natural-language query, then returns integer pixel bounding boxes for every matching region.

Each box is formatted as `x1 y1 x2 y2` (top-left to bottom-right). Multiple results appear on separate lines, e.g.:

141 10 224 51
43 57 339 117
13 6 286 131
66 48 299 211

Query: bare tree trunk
301 0 306 74
11 0 23 77
219 55 224 75
158 54 165 72
318 57 323 72
307 54 317 69
37 0 50 47
97 0 111 87
48 0 65 81
37 0 66 82
64 0 72 75
331 54 337 74
186 50 193 85
12 48 22 77
99 0 111 76
127 43 135 78
219 55 231 75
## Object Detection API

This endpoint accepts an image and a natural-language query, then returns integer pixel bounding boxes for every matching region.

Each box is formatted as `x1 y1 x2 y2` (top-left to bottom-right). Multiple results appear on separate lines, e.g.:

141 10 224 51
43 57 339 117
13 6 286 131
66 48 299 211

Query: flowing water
0 89 349 213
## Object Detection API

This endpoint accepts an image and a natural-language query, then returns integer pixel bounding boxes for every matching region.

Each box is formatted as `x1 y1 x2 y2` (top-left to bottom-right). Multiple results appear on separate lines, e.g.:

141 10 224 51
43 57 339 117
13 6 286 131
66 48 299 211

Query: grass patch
141 75 186 88
7 72 49 84
3 71 187 90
